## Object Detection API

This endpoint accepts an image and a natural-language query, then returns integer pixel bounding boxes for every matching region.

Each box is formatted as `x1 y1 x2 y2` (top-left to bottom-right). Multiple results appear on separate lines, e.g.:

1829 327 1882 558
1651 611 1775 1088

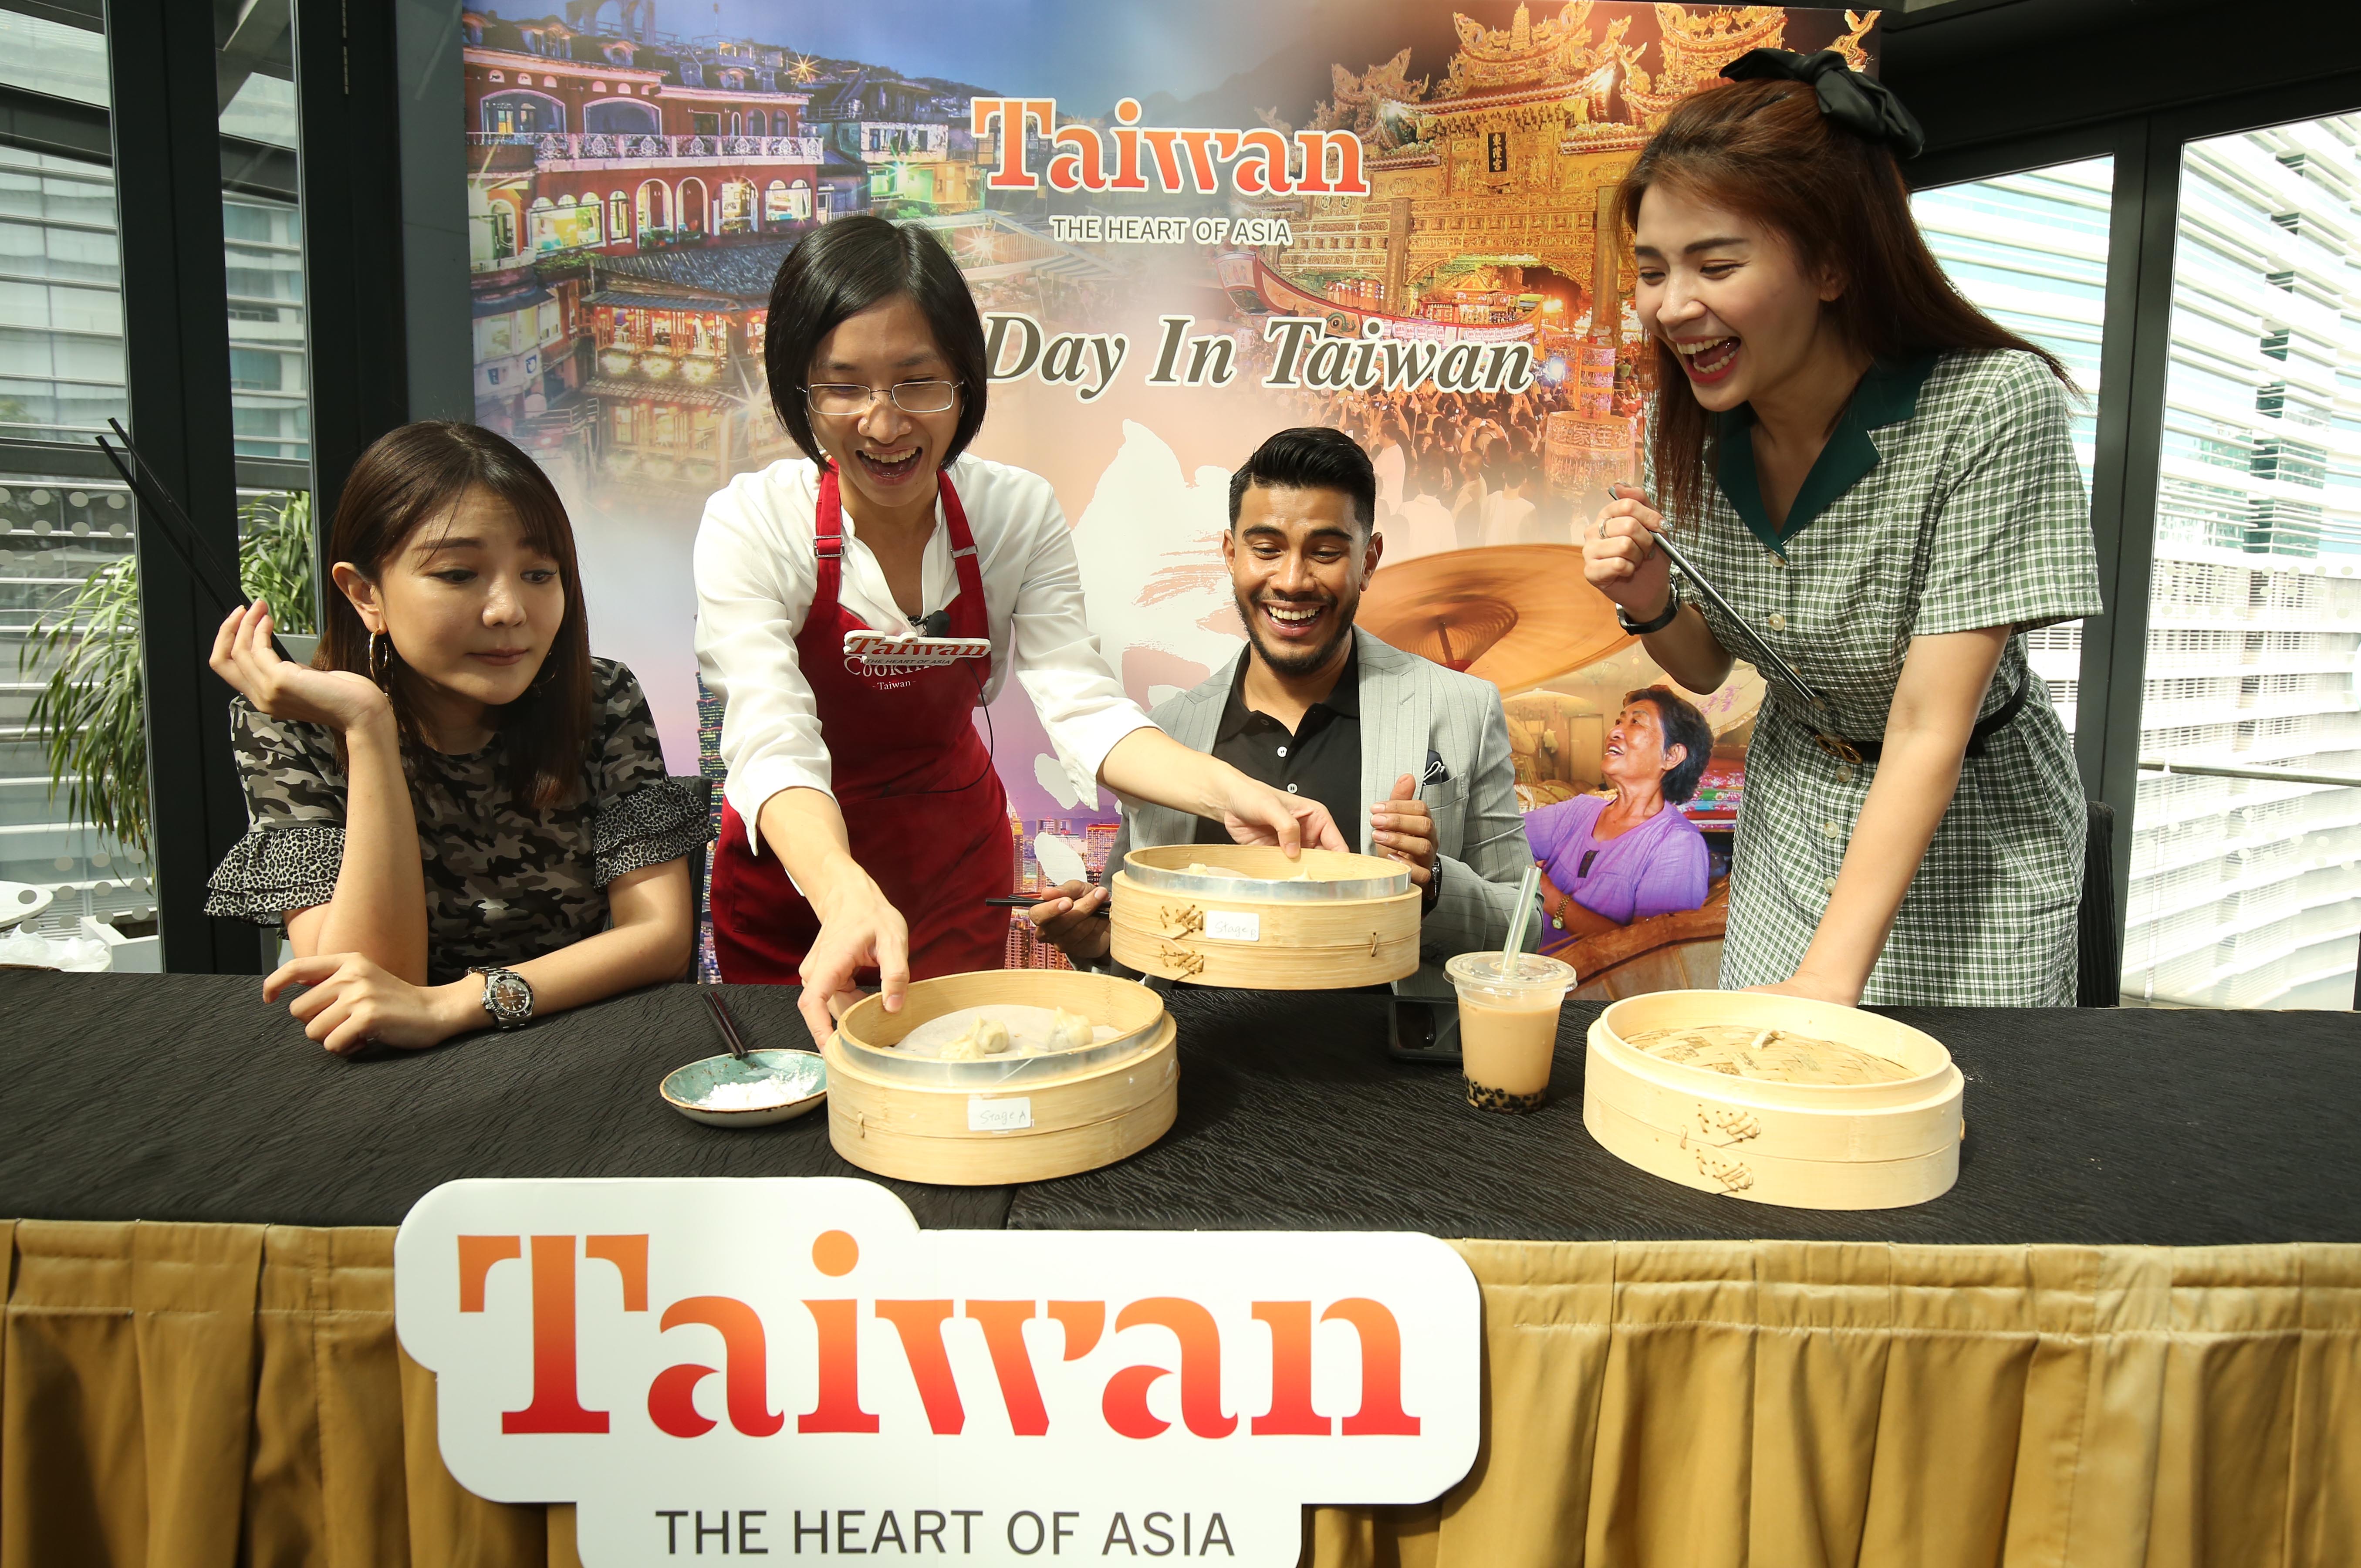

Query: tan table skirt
4 1219 2355 1567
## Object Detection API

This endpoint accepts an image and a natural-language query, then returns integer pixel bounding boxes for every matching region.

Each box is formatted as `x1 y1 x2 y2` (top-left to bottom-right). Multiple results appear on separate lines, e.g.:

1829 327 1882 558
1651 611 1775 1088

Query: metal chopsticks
1646 527 1830 713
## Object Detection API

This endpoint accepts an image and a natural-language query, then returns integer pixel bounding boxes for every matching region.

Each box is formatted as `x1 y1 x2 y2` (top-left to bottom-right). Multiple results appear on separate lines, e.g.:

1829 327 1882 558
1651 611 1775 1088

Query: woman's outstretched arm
264 855 695 1053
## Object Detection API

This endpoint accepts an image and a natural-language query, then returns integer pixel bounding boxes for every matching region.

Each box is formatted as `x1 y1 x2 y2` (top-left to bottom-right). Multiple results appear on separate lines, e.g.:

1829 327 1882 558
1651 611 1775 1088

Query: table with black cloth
3 970 2356 1568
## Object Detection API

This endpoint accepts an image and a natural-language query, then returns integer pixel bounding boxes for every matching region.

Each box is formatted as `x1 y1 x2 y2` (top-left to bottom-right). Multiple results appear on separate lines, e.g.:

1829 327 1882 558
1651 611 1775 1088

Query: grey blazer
1108 627 1536 988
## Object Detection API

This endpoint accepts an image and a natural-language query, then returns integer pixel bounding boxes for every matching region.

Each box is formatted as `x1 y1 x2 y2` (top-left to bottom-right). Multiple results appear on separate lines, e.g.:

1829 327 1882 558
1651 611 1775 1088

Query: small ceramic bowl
660 1049 828 1128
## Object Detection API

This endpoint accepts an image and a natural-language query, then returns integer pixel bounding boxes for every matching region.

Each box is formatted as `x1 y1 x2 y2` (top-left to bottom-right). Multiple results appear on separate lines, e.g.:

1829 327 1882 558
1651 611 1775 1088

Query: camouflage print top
204 658 710 983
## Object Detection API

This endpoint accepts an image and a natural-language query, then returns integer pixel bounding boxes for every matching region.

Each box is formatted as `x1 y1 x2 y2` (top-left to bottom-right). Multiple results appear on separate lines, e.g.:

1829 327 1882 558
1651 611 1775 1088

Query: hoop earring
369 629 394 690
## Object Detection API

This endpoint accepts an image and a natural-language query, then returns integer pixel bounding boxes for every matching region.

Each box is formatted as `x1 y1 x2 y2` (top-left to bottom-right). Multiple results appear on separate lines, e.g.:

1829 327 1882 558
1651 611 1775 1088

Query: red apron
712 465 1012 984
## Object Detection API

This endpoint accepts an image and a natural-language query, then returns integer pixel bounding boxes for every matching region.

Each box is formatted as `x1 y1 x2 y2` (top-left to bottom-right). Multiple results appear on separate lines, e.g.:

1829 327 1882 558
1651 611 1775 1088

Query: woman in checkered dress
1581 54 2103 1007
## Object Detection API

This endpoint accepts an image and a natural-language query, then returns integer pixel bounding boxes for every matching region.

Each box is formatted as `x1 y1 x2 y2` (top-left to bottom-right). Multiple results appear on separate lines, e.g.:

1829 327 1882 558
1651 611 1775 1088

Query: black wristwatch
1616 582 1681 635
469 965 535 1030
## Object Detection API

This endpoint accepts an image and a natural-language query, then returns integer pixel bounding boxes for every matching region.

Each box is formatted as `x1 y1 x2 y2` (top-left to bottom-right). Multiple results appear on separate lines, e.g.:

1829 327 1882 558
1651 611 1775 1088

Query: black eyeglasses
802 379 962 416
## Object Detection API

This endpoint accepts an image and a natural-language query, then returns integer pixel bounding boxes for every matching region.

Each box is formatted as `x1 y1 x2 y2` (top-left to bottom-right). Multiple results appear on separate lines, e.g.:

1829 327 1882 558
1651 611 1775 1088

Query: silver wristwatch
469 965 535 1030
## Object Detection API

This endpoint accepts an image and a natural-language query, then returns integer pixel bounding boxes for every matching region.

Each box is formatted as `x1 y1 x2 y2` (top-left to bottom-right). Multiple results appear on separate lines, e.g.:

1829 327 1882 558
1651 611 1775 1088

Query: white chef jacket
694 453 1155 848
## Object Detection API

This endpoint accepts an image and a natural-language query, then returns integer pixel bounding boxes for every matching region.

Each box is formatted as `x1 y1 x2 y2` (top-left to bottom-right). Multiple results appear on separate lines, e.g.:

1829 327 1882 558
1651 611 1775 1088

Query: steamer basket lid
1121 852 1410 902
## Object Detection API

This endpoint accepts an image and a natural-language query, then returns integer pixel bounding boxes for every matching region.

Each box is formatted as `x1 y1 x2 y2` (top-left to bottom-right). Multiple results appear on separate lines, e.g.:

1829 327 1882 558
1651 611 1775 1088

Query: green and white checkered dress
1647 348 2104 1006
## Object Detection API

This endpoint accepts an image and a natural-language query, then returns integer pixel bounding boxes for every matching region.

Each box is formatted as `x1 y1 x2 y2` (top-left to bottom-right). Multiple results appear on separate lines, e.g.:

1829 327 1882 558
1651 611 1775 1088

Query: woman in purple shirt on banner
1527 686 1714 941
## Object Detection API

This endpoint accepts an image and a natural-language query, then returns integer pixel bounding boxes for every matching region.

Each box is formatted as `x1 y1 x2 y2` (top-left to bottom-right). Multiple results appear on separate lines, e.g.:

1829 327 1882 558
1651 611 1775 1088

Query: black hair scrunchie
1719 48 1925 161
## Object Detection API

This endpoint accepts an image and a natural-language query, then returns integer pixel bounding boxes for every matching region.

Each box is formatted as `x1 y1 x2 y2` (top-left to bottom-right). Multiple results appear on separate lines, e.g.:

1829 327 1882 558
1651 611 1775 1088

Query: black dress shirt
1192 644 1361 847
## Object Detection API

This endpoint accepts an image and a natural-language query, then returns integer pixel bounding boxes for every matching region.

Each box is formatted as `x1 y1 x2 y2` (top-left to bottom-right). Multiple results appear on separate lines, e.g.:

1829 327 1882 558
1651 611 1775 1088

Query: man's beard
1237 590 1357 678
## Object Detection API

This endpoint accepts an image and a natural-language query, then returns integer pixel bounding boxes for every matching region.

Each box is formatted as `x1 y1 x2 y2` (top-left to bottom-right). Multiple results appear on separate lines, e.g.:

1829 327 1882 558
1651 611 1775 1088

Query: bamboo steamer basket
1108 845 1422 989
1583 990 1965 1210
822 969 1176 1185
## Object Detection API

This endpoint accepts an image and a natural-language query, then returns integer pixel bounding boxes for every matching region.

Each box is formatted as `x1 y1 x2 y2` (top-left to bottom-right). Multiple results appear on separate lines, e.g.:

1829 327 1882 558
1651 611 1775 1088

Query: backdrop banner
394 1177 1481 1564
463 3 1885 979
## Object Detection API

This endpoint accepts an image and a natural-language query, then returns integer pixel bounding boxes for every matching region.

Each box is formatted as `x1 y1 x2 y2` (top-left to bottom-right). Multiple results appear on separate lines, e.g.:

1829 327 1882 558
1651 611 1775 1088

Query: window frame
1910 65 2361 1000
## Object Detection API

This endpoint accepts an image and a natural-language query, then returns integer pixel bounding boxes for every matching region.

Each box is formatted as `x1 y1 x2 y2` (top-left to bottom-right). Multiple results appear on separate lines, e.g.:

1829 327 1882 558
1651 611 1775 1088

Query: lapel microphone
919 610 952 638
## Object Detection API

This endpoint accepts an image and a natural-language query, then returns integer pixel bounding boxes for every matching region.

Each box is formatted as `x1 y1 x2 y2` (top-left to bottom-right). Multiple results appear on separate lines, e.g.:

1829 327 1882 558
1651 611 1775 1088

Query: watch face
487 970 532 1017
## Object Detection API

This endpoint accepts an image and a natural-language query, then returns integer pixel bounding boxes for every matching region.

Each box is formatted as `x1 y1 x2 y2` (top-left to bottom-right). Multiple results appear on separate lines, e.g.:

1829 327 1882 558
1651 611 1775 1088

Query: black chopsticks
983 893 1111 917
703 988 753 1060
95 418 300 663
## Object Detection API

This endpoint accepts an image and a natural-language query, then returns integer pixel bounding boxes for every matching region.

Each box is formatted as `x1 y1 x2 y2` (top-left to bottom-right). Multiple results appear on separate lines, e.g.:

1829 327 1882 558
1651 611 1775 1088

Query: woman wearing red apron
696 216 1345 1042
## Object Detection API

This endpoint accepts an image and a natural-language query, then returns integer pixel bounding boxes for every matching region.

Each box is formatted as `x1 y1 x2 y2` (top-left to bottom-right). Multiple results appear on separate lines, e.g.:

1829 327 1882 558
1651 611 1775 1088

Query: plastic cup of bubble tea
1445 950 1577 1113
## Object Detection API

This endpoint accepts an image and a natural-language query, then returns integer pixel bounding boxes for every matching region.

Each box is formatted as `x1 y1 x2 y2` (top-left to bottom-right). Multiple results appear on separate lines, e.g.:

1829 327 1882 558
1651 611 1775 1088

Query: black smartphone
1387 996 1462 1065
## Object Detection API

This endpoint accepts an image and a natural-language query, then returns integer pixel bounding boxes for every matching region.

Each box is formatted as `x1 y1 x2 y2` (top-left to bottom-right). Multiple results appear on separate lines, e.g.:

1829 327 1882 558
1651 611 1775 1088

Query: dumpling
939 1017 1013 1061
1048 1007 1094 1052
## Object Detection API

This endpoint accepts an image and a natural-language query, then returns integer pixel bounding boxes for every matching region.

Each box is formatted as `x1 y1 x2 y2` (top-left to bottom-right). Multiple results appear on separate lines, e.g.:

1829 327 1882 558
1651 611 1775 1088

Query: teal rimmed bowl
660 1049 828 1128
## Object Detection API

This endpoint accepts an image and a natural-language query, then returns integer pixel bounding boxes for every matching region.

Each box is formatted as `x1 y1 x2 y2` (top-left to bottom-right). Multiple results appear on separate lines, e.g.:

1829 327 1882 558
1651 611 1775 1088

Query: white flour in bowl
696 1076 809 1110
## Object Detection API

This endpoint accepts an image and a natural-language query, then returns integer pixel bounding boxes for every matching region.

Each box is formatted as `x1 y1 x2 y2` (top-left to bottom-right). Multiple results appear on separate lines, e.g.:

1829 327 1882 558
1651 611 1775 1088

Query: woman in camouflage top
203 422 709 1053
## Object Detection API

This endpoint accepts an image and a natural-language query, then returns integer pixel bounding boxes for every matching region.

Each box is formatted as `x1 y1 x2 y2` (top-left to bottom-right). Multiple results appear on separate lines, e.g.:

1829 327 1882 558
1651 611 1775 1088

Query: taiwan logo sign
395 1179 1481 1565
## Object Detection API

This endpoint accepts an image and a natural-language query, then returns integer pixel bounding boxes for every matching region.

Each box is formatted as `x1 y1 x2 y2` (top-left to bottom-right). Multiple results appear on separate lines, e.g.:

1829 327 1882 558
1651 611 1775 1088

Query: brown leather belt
1807 677 2031 767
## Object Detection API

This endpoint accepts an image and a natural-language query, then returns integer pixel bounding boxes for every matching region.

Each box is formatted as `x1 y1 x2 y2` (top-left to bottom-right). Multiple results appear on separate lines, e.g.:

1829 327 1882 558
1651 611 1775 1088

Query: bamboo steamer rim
1594 990 1957 1111
1582 1024 1962 1155
824 1013 1178 1105
823 1019 1179 1185
1582 1094 1959 1210
1586 1021 1966 1123
833 969 1167 1085
1584 1094 1959 1177
1120 843 1411 900
1106 872 1422 987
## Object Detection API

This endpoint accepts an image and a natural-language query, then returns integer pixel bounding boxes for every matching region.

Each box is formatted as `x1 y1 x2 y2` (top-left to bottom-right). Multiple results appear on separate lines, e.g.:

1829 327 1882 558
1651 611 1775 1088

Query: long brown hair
317 421 594 809
1615 77 2069 526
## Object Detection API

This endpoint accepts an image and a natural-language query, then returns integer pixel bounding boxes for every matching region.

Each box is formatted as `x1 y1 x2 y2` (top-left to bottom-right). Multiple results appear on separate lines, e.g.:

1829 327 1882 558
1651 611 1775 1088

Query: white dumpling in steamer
938 1017 1013 1061
1048 1007 1094 1052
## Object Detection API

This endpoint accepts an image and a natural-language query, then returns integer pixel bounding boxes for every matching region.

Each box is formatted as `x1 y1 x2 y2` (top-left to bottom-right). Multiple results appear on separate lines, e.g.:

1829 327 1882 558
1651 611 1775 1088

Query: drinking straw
1500 863 1543 967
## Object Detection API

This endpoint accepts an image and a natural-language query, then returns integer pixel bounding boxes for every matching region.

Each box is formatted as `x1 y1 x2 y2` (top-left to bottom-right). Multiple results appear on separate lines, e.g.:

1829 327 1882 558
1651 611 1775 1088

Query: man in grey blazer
1031 427 1534 983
